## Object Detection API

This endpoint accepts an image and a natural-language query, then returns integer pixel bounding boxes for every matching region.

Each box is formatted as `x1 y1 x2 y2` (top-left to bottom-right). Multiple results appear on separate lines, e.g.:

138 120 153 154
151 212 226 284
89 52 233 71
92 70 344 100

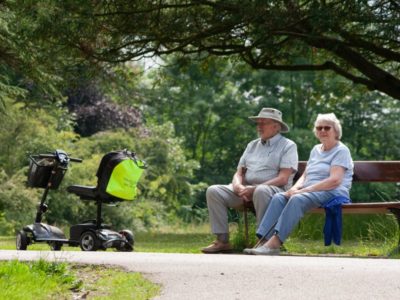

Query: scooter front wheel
80 231 99 251
49 241 63 251
116 229 134 252
16 231 28 250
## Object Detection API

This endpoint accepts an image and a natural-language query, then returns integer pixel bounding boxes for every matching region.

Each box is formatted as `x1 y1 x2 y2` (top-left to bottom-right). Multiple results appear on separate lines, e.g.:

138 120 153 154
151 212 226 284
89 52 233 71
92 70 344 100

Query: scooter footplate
35 238 69 243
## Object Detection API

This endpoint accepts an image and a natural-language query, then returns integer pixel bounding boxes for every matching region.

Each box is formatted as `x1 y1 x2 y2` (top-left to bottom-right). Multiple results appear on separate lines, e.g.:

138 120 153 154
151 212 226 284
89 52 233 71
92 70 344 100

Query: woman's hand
284 187 312 197
284 187 302 198
284 173 306 198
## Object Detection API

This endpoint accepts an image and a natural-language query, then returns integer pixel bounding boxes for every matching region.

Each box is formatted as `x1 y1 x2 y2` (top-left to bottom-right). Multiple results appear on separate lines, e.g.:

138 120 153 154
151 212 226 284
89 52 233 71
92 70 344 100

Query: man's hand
233 183 245 194
238 185 256 202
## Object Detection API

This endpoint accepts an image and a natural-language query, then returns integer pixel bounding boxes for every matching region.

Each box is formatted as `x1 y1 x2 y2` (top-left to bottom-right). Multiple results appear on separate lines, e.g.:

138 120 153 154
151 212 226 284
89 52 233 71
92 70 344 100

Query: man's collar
261 133 282 146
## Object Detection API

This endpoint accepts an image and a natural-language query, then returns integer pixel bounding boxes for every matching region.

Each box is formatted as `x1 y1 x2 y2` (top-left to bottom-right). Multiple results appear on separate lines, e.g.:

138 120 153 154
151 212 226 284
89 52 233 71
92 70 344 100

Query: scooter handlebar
35 153 82 163
36 154 57 159
70 157 83 163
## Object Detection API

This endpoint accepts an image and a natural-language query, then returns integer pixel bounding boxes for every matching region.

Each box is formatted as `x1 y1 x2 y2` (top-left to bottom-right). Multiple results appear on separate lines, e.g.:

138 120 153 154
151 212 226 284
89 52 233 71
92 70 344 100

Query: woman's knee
265 193 287 209
271 192 287 202
286 194 309 211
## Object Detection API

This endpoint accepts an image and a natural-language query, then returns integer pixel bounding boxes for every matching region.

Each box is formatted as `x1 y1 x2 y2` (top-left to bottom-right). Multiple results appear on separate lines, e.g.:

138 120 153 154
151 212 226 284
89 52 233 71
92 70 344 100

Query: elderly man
202 108 298 253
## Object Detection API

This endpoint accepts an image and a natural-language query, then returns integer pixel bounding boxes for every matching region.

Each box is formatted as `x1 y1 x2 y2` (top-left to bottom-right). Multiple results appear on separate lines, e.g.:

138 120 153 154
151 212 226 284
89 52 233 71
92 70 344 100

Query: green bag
105 158 145 200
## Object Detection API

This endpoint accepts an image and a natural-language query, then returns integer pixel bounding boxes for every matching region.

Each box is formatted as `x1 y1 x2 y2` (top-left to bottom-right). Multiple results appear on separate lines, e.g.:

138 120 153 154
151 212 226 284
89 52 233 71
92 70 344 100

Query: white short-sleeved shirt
304 142 353 197
237 134 298 189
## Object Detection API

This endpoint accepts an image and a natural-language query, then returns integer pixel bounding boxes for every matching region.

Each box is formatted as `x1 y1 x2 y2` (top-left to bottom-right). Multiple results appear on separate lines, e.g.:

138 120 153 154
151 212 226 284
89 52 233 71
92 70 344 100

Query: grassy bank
0 259 160 299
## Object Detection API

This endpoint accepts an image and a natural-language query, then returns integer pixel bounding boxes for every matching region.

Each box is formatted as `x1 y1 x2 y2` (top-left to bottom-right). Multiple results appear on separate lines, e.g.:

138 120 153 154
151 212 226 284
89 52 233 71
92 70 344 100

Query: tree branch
338 30 400 62
243 59 374 88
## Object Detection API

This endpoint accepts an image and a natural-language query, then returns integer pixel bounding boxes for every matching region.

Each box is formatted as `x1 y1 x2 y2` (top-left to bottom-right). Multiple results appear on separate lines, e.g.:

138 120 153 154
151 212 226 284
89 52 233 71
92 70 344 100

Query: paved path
1 250 400 299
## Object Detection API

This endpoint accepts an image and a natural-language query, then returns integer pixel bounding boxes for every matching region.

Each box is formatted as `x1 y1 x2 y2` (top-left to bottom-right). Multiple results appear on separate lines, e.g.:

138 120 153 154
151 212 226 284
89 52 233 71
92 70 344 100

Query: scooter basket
27 156 67 189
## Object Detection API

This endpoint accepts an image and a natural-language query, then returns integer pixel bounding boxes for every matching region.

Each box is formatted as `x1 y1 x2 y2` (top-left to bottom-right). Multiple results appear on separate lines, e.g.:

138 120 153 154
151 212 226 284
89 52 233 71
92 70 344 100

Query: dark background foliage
67 81 142 136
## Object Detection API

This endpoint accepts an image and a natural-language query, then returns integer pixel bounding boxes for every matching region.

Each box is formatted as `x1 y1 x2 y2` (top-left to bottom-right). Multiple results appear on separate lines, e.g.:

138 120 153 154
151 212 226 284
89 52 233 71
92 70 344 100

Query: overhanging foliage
24 0 400 100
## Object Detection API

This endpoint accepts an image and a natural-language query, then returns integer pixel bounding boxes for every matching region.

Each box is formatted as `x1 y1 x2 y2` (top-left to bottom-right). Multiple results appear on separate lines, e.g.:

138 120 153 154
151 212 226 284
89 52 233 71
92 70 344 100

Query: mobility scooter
16 149 145 251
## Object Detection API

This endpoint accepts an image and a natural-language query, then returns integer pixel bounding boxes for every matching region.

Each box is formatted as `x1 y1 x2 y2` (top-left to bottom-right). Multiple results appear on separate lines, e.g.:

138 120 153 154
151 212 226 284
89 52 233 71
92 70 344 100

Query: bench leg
389 208 400 253
243 206 249 247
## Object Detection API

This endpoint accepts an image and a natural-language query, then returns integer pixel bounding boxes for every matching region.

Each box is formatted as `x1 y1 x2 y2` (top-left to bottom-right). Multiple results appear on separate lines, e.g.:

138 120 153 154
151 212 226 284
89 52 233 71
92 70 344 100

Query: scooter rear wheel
80 231 99 251
16 231 28 250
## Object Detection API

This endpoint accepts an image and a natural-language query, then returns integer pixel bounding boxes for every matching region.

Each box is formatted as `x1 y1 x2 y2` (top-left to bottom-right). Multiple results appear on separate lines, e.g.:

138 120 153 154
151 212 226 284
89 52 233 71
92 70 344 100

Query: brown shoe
201 241 233 254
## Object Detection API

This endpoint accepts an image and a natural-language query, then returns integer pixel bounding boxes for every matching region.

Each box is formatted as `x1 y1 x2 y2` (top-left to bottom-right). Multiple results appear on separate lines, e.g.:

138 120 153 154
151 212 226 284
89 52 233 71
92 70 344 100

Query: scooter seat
67 185 97 200
67 185 123 203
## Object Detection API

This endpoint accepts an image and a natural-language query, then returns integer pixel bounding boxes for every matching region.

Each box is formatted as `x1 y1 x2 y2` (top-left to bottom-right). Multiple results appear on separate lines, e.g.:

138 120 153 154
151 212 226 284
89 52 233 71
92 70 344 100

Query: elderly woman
246 113 353 255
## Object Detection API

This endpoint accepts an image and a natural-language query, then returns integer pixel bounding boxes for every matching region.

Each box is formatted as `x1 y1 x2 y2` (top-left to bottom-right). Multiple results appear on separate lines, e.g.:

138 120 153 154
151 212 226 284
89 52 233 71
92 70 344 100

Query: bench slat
354 161 400 182
294 161 400 182
311 202 400 214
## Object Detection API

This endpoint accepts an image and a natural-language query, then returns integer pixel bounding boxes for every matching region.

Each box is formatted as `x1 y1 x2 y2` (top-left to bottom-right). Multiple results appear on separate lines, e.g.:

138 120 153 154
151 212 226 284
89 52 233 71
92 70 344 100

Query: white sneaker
252 245 280 256
243 247 255 255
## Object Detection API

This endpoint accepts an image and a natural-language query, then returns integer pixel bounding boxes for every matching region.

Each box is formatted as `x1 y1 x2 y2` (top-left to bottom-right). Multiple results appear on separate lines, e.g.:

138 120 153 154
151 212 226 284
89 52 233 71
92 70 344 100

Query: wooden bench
243 161 400 246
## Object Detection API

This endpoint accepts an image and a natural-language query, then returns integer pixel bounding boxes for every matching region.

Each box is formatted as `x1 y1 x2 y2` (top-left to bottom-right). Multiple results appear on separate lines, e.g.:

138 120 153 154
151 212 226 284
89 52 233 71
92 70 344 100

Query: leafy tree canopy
23 0 400 100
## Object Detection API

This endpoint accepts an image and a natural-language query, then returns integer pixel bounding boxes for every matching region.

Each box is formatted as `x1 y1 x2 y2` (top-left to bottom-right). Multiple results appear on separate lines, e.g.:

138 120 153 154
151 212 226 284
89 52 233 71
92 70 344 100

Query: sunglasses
315 126 332 131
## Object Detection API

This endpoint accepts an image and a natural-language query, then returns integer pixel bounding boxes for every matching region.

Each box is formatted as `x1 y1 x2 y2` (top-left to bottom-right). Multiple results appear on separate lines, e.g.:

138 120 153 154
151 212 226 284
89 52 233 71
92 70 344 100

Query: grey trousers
206 184 284 235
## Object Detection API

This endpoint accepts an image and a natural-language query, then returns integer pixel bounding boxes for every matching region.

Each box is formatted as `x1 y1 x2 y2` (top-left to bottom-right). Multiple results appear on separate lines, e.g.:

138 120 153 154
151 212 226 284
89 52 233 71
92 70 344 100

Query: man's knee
206 185 226 205
254 185 275 196
253 185 276 203
206 185 218 200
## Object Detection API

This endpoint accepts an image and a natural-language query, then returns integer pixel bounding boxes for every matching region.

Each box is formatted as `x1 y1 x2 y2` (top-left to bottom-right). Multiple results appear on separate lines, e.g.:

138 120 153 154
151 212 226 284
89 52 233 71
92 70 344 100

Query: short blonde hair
313 113 342 140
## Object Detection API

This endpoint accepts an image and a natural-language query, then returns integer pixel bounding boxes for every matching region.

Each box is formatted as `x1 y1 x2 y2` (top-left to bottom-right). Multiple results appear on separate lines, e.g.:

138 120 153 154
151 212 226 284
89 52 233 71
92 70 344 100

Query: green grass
230 213 400 258
1 219 399 257
0 260 77 300
134 224 213 253
72 265 160 300
0 260 160 300
283 238 399 257
0 224 214 253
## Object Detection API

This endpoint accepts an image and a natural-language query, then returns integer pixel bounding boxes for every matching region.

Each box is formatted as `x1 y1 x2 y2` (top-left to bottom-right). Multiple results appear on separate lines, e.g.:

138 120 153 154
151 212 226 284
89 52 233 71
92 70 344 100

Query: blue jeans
256 191 339 242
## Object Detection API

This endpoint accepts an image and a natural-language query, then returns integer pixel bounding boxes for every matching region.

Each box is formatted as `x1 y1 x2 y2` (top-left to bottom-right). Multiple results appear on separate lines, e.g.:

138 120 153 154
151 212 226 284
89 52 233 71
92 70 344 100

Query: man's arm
237 167 295 202
261 168 293 187
232 167 246 194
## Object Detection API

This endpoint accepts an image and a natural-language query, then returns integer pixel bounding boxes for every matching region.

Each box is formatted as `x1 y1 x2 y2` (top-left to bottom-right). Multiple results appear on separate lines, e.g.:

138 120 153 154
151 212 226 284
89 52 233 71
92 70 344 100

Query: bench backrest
294 161 400 183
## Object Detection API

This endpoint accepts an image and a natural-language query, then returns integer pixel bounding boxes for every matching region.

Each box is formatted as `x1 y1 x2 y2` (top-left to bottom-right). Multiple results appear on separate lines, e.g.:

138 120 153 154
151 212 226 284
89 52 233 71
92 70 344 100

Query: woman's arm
284 173 306 197
291 165 345 195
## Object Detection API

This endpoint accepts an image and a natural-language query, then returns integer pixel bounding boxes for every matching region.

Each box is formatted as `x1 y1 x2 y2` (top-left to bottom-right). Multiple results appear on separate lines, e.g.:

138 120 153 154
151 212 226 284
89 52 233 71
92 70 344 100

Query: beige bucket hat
248 108 289 133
